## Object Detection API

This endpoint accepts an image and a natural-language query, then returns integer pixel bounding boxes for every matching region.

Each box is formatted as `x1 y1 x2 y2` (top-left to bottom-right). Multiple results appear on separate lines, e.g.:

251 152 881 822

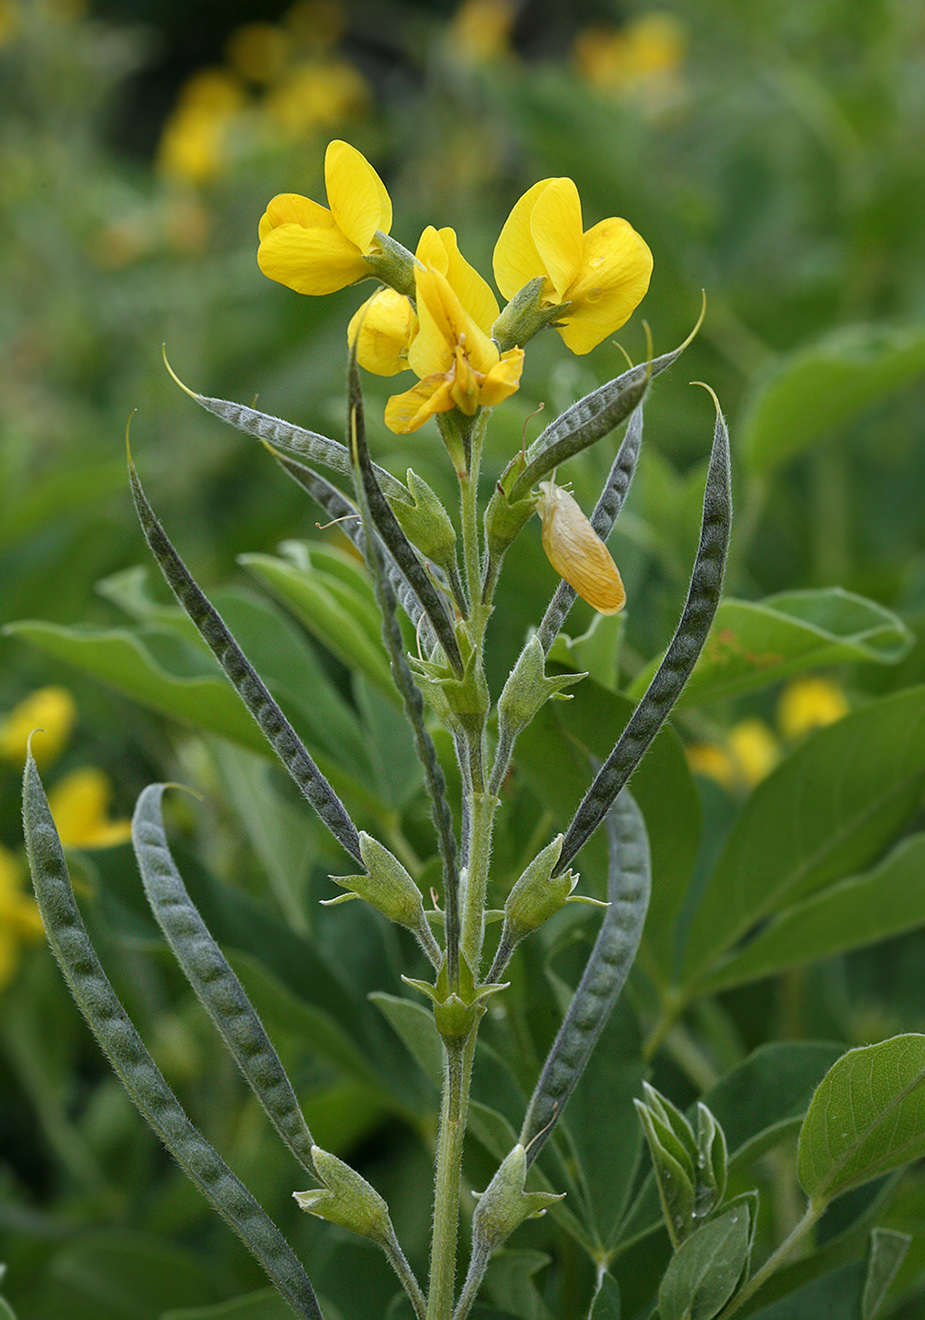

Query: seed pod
536 479 626 614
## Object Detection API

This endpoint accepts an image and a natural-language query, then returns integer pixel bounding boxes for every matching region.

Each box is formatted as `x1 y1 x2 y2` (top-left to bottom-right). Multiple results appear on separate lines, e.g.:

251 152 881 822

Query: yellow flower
47 768 132 850
777 677 849 741
349 287 419 376
447 0 515 63
156 70 248 184
258 139 392 295
0 687 76 768
380 226 524 434
493 177 653 353
574 13 685 99
0 845 44 992
728 719 780 787
263 62 370 140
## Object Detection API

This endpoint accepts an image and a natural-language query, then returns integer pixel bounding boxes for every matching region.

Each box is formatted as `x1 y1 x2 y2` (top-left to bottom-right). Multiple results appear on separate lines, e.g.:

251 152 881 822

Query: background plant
2 2 925 1318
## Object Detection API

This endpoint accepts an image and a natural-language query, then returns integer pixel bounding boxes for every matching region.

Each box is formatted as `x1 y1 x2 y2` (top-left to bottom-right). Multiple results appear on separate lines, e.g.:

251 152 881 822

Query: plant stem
458 411 489 620
459 789 499 975
427 1028 478 1320
718 1200 822 1319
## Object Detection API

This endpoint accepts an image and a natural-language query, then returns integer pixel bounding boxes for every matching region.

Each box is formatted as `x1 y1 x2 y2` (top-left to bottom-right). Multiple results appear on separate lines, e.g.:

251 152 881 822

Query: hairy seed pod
536 480 626 614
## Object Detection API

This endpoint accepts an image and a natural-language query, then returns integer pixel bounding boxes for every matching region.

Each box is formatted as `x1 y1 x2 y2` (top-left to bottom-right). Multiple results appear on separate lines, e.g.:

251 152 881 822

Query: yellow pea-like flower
536 480 625 614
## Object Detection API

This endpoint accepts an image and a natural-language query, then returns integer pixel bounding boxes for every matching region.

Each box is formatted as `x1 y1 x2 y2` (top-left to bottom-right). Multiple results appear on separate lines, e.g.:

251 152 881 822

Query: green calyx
389 468 457 576
483 468 538 565
492 277 570 355
363 231 417 299
498 635 587 738
502 835 579 944
410 628 489 737
404 952 506 1044
294 1146 393 1244
471 1143 564 1252
324 832 441 964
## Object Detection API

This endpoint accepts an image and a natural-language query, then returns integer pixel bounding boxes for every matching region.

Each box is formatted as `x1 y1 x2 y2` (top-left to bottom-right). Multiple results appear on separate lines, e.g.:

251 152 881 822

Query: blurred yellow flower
687 718 780 792
225 21 292 85
447 0 515 63
258 140 392 295
380 226 524 433
574 13 685 99
0 687 76 768
777 676 849 741
47 768 132 849
0 0 21 48
263 61 370 139
0 845 44 992
157 70 248 184
493 177 653 353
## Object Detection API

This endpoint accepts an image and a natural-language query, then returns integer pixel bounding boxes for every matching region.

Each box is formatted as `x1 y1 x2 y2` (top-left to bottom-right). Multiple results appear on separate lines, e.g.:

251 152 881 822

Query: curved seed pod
129 455 363 865
508 301 704 505
346 356 461 980
347 360 464 678
520 790 651 1165
22 753 325 1320
536 480 626 615
555 395 731 875
132 784 317 1177
162 352 408 505
268 449 438 655
537 402 643 654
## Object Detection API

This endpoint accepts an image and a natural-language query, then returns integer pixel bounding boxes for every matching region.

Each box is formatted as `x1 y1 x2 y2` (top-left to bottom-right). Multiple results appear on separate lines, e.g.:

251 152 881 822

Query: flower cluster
257 139 653 433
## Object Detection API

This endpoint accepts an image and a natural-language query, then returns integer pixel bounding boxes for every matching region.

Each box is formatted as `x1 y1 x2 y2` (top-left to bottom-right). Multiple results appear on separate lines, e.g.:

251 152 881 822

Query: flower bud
294 1146 392 1243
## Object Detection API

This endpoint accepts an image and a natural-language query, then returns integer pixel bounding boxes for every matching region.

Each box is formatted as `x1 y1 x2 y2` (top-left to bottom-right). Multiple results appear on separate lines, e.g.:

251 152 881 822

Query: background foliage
1 0 924 1317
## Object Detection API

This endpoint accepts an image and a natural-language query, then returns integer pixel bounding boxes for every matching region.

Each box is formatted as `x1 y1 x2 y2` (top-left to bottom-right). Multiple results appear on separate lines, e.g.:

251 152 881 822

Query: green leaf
588 1272 620 1320
161 1291 294 1319
798 1035 925 1208
657 1203 752 1320
369 992 443 1090
863 1228 910 1320
681 687 925 988
240 547 395 700
0 1296 16 1320
740 322 925 475
696 835 925 994
630 589 913 708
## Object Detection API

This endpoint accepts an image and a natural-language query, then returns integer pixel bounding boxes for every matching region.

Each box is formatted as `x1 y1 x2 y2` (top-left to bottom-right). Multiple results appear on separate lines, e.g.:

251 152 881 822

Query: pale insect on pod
536 479 626 615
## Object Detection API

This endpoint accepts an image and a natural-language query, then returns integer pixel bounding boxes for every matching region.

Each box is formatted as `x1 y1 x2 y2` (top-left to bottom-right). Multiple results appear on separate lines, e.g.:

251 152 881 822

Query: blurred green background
2 0 924 1316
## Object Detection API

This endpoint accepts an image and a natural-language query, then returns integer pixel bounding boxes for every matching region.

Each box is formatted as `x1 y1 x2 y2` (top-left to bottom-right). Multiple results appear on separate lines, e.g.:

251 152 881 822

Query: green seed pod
294 1146 393 1244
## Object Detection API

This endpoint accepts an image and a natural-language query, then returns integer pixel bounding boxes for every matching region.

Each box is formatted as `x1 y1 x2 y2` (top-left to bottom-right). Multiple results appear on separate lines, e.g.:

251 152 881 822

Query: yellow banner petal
530 177 583 301
324 139 392 252
492 178 551 300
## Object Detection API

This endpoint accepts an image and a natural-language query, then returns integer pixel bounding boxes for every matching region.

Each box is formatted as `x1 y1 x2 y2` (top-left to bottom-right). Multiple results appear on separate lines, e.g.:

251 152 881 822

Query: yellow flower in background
727 719 781 787
157 70 248 184
0 845 44 992
574 13 685 100
381 226 524 433
493 176 653 353
263 62 370 140
258 139 392 295
777 676 849 741
225 21 292 85
0 687 76 768
447 0 515 63
47 768 132 850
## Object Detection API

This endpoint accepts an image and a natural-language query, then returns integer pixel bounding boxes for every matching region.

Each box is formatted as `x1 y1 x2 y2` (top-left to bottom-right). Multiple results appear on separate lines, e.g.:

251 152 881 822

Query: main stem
427 1027 478 1320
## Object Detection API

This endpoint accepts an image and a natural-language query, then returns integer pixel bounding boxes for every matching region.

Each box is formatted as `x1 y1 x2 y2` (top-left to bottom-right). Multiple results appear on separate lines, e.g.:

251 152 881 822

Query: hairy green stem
459 789 500 976
427 1029 478 1320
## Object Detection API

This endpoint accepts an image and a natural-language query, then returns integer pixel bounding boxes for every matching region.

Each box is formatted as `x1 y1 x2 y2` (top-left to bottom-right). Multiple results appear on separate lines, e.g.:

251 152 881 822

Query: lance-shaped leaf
268 449 438 655
21 753 324 1320
554 394 731 875
520 790 650 1163
346 357 461 979
657 1202 752 1320
129 453 363 865
536 402 644 655
132 783 317 1177
162 352 409 504
347 364 464 678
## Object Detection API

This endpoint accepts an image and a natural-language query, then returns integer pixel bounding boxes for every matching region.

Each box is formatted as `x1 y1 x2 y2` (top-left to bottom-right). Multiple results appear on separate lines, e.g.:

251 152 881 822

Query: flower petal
478 347 525 406
385 375 455 433
324 139 392 252
437 227 499 332
258 222 370 294
529 177 583 301
349 288 418 375
492 179 552 300
258 192 335 241
556 217 653 352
